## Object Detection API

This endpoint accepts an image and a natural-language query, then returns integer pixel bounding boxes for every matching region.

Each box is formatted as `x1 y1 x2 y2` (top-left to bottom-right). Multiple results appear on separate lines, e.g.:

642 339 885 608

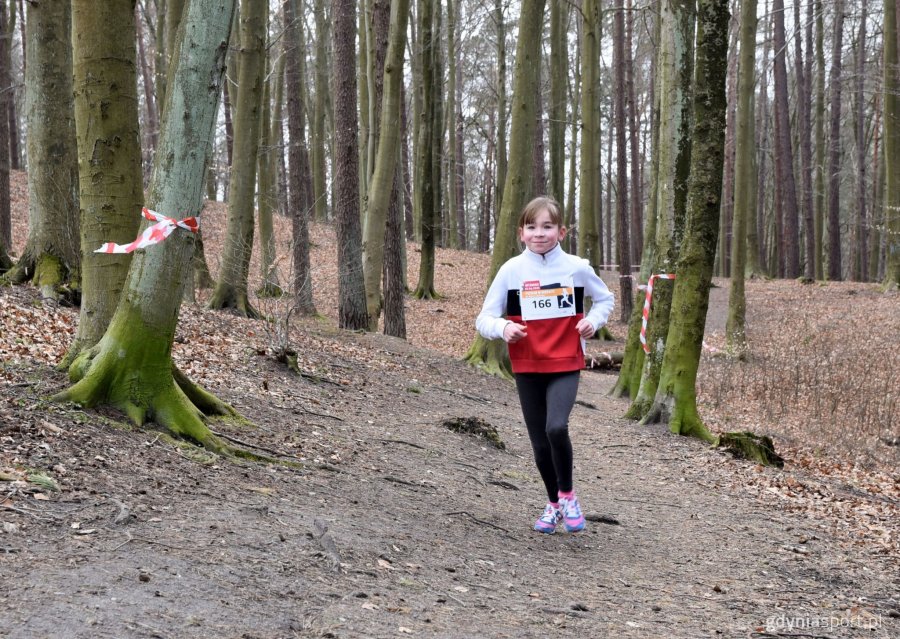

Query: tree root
463 337 513 379
207 284 261 318
412 285 440 300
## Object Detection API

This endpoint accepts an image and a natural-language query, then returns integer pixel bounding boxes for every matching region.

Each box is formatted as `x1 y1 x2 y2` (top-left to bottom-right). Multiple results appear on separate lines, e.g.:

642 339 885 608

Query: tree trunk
413 0 440 299
725 0 756 357
55 0 240 450
565 27 580 255
135 7 159 158
717 16 737 278
794 0 814 281
549 0 568 212
772 0 799 278
645 0 729 444
363 0 411 327
464 0 546 377
826 0 845 281
813 0 825 280
284 0 316 315
578 0 600 267
257 31 283 299
494 0 507 221
312 0 329 222
883 0 900 287
0 0 10 255
616 0 693 409
3 1 80 291
208 0 267 316
613 2 633 321
853 0 868 282
532 89 547 195
750 0 771 276
625 0 643 267
446 0 459 249
333 0 368 328
4 0 19 172
383 160 406 337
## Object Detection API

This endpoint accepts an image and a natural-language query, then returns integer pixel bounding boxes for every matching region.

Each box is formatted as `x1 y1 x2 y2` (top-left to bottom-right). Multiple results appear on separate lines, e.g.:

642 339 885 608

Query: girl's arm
582 264 615 331
475 266 513 340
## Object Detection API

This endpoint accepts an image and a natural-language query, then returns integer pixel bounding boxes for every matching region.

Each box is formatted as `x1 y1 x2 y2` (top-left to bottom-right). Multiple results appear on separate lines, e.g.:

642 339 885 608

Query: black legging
514 371 580 502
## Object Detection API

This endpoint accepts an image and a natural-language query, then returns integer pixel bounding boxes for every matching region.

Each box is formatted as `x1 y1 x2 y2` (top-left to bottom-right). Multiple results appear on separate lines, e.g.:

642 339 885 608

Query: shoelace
562 498 581 518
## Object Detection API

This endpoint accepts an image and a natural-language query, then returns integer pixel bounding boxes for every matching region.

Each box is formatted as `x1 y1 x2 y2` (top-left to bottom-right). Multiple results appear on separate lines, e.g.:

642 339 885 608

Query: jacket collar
523 242 564 263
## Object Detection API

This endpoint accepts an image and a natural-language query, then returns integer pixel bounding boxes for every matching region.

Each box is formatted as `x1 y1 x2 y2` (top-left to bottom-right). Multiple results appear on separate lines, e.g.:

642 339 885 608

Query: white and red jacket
475 244 615 374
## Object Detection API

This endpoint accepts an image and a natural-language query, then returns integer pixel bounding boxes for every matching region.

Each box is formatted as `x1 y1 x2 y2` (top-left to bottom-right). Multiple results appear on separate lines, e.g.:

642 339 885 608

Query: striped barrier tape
95 207 199 254
638 273 675 354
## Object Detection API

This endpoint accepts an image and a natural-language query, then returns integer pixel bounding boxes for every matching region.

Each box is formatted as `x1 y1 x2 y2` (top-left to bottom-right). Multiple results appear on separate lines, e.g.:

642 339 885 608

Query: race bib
520 278 576 321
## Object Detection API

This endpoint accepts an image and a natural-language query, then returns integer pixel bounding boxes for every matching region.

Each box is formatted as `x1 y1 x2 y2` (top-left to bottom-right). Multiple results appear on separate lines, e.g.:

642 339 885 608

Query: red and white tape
95 207 199 254
638 273 675 354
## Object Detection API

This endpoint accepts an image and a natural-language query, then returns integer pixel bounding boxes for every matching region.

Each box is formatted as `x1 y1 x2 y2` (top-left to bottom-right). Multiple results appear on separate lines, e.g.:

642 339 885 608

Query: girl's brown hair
518 196 563 228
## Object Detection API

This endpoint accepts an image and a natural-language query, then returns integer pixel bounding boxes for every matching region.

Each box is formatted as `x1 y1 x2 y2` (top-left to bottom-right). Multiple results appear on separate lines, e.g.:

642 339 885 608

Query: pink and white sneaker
533 502 563 534
558 494 585 532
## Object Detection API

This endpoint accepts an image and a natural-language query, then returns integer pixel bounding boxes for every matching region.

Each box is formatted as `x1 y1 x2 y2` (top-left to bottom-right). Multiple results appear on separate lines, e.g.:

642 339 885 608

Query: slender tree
549 0 568 211
208 0 267 316
284 0 316 315
826 0 845 281
725 0 757 357
853 0 868 282
794 0 814 280
3 1 79 296
464 0 546 376
0 0 11 257
813 0 825 280
312 0 328 222
578 0 601 267
772 0 800 278
363 0 411 327
613 1 633 321
413 0 440 299
333 0 368 328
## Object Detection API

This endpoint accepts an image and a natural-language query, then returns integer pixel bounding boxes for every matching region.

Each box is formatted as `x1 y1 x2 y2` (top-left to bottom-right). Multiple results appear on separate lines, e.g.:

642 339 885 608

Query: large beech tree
55 0 241 449
64 0 144 362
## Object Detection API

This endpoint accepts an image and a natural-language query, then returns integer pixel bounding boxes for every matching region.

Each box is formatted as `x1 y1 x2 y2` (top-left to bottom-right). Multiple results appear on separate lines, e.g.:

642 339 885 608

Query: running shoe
558 494 585 532
533 502 563 534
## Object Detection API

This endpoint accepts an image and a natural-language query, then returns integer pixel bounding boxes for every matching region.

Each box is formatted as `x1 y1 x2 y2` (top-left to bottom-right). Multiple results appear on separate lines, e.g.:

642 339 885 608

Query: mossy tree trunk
55 0 239 449
884 0 900 289
643 0 729 444
725 0 756 357
616 0 693 408
208 0 266 317
4 0 79 295
464 0 545 378
363 0 411 328
494 0 507 222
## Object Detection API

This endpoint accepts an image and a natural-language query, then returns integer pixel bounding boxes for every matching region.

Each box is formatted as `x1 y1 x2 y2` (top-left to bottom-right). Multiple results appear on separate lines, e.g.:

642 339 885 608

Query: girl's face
519 208 566 255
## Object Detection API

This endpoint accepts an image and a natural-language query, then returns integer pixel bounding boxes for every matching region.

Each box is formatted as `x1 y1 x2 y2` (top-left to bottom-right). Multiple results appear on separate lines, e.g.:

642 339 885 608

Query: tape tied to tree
94 207 199 254
637 273 676 354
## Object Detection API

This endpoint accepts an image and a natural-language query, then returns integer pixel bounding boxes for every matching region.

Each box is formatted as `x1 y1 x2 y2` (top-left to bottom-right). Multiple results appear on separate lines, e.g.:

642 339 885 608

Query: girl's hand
575 318 596 339
503 322 528 343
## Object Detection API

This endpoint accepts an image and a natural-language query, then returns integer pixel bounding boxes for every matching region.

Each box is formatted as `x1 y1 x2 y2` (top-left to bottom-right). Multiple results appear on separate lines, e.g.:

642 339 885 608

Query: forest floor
1 173 898 638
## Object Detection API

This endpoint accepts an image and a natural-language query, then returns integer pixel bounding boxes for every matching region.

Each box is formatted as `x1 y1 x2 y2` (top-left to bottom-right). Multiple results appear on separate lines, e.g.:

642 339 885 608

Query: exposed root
207 284 261 318
412 285 441 300
463 337 513 380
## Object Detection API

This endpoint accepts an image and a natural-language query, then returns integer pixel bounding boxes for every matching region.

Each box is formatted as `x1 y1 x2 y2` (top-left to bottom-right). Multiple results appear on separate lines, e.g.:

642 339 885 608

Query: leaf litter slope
1 176 897 637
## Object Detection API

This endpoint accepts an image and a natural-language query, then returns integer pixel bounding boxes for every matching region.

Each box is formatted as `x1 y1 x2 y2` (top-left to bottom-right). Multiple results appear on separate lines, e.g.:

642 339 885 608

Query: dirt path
1 314 896 639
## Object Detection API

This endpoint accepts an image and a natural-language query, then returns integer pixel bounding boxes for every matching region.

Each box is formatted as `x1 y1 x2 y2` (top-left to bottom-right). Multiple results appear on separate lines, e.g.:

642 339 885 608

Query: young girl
475 196 614 534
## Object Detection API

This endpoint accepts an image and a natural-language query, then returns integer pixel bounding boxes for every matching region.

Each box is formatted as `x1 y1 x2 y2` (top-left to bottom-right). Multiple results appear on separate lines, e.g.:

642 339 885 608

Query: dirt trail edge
1 323 897 639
